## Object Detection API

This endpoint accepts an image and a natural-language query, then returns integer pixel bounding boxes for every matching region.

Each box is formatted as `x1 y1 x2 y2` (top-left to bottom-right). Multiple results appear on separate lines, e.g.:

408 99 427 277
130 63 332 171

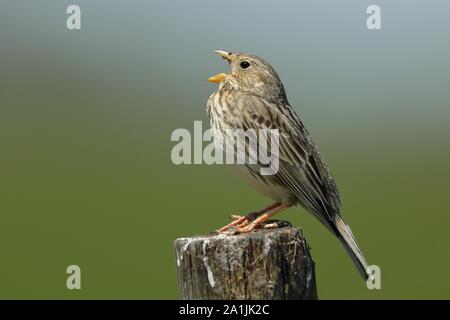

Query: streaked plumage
207 51 370 280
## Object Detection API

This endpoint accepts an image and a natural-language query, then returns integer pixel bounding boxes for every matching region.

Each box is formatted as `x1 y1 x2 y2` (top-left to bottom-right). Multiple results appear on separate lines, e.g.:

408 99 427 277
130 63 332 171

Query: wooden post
174 227 318 300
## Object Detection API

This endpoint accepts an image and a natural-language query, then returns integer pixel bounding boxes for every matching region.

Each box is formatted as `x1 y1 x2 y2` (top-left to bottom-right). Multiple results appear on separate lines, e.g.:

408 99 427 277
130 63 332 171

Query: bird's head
208 50 287 102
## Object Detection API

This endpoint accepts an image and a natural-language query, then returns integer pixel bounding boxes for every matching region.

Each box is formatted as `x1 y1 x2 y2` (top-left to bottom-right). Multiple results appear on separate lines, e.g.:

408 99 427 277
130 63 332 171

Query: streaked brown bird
207 50 370 280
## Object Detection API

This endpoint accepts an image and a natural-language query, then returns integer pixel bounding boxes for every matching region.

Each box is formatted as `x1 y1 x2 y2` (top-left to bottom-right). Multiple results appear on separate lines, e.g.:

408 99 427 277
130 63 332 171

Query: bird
206 50 370 280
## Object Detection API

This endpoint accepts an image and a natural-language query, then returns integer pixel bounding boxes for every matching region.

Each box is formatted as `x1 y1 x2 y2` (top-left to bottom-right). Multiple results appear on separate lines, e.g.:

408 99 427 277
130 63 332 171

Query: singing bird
207 50 370 279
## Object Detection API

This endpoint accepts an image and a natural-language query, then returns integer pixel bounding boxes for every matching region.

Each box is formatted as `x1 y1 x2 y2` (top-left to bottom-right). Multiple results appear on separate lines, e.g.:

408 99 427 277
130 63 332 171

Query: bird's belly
232 165 296 206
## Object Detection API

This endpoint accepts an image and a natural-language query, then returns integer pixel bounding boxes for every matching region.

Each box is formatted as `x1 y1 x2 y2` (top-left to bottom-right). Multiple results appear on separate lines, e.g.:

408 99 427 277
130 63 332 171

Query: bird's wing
235 92 341 229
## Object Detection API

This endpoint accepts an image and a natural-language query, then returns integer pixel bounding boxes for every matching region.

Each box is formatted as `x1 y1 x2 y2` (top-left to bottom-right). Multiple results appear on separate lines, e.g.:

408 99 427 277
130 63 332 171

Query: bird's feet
218 216 291 235
216 203 290 234
238 219 291 233
217 212 259 234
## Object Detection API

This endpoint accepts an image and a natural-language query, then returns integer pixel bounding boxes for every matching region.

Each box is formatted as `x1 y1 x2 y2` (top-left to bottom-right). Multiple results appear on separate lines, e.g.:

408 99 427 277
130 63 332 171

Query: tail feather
335 216 370 280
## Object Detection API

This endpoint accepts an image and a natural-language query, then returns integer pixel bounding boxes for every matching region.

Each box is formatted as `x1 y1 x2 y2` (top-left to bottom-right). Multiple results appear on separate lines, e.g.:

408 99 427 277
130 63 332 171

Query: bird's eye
240 61 251 69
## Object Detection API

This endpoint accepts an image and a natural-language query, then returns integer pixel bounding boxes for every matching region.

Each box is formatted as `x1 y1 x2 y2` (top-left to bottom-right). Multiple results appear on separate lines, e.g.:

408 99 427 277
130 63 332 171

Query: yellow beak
208 73 227 83
208 50 232 83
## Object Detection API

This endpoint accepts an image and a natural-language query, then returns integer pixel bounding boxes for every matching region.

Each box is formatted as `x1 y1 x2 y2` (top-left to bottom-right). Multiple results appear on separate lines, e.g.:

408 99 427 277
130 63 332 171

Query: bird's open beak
214 50 232 62
208 50 232 83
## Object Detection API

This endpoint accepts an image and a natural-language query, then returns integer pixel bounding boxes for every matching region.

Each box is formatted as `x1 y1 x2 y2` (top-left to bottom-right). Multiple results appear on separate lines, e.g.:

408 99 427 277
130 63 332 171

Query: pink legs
217 202 289 233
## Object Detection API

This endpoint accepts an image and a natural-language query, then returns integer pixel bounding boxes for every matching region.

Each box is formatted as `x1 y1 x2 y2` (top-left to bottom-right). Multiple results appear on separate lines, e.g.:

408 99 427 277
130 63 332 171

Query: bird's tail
335 216 370 280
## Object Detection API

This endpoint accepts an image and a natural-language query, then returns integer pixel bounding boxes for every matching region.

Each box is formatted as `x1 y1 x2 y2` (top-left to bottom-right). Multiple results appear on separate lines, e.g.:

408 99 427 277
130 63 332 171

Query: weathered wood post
174 227 318 300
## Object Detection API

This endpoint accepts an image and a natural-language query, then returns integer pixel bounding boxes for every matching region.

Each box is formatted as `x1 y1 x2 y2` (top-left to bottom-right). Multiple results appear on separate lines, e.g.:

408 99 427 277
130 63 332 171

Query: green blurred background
1 0 449 299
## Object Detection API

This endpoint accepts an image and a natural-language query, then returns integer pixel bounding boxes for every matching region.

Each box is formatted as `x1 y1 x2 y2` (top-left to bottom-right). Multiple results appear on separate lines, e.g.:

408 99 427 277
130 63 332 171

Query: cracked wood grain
174 227 318 300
